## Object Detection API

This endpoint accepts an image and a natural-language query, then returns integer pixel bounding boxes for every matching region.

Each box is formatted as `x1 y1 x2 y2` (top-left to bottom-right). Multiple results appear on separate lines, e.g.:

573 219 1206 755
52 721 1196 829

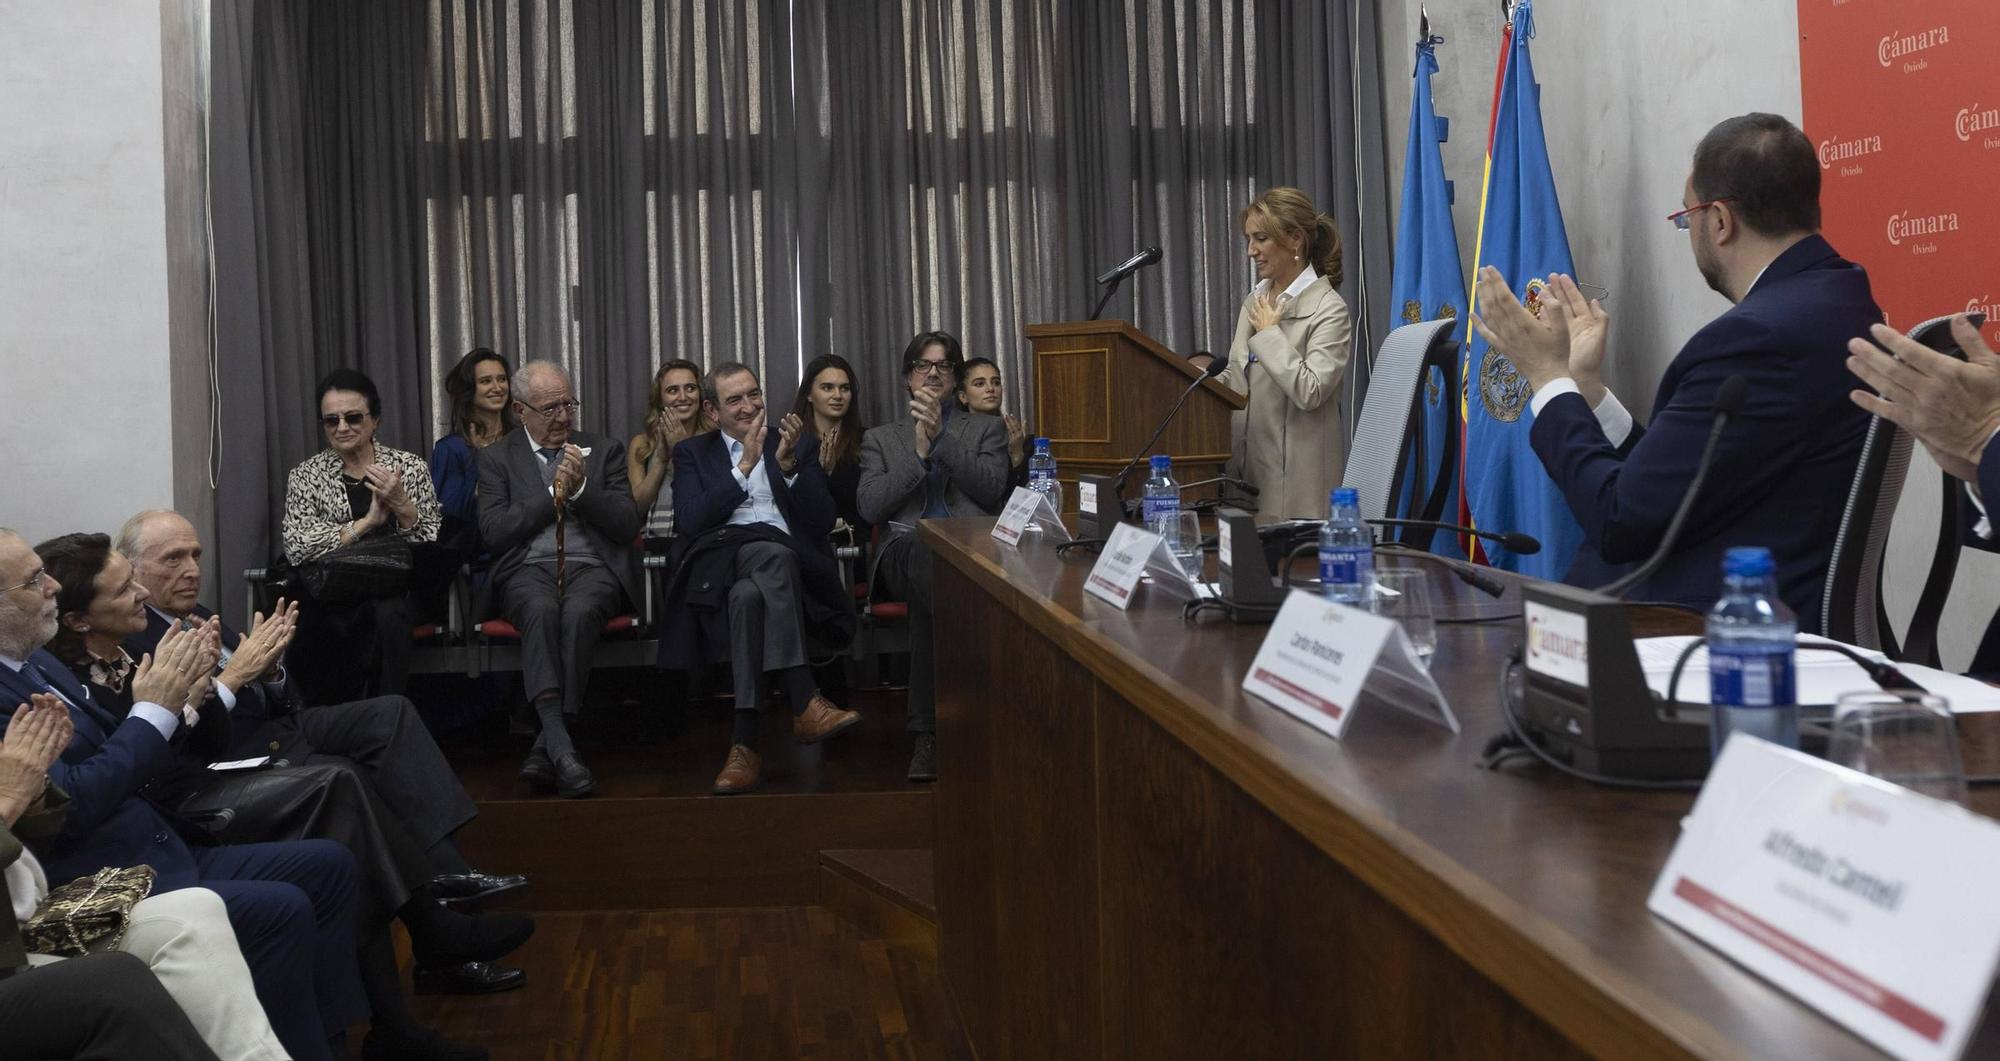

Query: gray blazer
857 413 1012 544
475 427 642 617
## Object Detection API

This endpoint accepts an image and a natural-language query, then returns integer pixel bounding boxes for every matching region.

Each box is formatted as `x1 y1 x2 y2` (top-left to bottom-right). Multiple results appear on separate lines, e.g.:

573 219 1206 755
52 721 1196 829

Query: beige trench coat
1218 276 1353 519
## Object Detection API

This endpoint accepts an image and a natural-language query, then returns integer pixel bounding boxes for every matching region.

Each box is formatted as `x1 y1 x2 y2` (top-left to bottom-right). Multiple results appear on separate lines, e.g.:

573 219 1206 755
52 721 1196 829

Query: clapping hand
1469 267 1574 394
738 410 769 476
131 623 207 713
1248 291 1284 333
218 599 298 695
820 425 840 470
1003 413 1027 467
551 444 588 500
1848 315 2000 482
0 694 71 823
362 465 416 530
775 413 805 473
909 390 943 459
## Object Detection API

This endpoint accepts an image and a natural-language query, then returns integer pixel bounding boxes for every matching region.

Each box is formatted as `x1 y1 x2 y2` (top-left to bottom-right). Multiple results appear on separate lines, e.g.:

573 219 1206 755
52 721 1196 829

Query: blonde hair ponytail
1240 187 1344 288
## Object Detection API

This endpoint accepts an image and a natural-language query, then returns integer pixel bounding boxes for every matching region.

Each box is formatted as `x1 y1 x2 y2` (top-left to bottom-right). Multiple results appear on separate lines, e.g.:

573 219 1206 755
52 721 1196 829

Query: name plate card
991 487 1071 547
1240 590 1457 740
1083 522 1160 609
1649 736 2000 1061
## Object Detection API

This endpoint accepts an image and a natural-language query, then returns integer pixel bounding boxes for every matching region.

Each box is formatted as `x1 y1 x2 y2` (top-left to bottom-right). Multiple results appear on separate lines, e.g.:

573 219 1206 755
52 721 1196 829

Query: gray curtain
207 0 1388 622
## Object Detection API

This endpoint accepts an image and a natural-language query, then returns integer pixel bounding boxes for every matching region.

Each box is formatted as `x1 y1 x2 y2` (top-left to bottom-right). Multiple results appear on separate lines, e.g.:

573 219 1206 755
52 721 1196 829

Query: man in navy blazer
1845 314 2000 673
656 362 858 794
1472 113 1881 628
0 527 365 1061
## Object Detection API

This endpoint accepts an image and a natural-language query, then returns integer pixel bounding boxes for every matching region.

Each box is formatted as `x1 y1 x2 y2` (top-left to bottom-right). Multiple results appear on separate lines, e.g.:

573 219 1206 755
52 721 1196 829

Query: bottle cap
1033 436 1051 453
1332 486 1359 507
1723 546 1774 578
1150 454 1172 472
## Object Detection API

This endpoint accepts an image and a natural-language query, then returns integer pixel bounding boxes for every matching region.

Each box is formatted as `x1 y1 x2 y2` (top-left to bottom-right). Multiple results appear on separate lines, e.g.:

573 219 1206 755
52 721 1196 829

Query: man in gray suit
857 331 1011 781
477 360 642 798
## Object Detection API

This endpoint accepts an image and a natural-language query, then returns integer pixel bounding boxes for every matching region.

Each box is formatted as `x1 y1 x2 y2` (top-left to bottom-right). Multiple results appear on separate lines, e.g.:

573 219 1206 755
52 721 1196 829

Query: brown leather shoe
712 744 762 794
793 695 862 744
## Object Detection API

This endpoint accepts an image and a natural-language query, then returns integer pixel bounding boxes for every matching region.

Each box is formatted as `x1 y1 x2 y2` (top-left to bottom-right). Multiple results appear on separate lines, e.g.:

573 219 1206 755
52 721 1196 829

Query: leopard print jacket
281 443 442 565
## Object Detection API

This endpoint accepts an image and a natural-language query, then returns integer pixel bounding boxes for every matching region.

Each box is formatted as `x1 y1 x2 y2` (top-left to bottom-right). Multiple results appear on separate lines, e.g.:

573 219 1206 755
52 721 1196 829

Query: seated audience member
40 533 532 1008
0 950 224 1060
1470 112 1881 627
283 368 443 704
0 527 366 1061
956 356 1029 490
657 362 858 794
628 358 706 552
857 332 1011 781
1845 314 2000 671
118 511 524 908
793 354 871 541
429 348 516 562
1 695 288 1060
477 360 642 799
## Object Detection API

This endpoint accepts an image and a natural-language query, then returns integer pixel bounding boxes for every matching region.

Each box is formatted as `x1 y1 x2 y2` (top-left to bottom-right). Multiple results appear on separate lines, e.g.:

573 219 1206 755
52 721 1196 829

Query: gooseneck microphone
1365 518 1541 557
1094 246 1164 286
1595 374 1749 599
1105 356 1230 511
1375 543 1509 598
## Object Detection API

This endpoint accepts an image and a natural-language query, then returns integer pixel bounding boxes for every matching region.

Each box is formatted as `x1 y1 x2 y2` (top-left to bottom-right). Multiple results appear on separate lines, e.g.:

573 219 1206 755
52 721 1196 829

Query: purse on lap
299 536 414 603
22 865 157 957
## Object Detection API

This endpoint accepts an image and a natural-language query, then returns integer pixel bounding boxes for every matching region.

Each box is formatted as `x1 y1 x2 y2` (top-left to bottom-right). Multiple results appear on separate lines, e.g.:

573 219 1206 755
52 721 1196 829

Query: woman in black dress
792 354 871 542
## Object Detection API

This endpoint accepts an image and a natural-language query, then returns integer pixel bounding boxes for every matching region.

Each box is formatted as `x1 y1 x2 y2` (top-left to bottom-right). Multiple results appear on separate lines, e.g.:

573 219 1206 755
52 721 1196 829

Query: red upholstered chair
843 526 910 688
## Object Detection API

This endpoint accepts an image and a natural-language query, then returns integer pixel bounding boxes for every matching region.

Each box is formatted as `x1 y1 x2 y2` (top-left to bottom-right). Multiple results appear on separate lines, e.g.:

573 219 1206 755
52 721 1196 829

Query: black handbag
299 536 413 603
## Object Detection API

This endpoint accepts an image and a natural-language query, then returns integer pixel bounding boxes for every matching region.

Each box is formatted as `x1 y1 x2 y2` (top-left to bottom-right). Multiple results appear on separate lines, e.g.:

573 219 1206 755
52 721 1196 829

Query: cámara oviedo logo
1969 295 1998 321
1886 209 1960 247
1958 103 2000 143
1879 25 1949 70
1817 133 1882 171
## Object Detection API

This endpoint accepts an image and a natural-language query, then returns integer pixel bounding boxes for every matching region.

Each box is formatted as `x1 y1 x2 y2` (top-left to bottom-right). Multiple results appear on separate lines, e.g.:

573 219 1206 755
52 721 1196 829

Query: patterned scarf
86 649 134 695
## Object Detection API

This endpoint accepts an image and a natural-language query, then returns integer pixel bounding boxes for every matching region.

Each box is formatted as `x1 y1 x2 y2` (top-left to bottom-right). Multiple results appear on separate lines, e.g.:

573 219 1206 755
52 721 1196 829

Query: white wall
0 0 176 545
1374 0 1999 667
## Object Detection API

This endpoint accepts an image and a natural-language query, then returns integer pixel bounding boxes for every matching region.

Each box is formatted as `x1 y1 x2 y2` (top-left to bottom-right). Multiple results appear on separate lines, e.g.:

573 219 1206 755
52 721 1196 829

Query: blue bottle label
1709 648 1796 707
1319 546 1364 587
1143 497 1178 523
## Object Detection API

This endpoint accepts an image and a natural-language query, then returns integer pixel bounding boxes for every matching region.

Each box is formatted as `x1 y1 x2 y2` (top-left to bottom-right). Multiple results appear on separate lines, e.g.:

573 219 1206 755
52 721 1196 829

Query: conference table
920 517 2000 1060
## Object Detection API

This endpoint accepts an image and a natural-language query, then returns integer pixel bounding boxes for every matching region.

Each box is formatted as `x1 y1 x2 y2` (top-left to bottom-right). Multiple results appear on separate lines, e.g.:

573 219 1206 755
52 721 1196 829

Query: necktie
17 660 75 710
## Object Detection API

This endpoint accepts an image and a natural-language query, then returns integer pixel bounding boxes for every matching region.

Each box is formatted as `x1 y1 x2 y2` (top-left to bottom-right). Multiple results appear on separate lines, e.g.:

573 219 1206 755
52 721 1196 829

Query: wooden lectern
1026 319 1246 511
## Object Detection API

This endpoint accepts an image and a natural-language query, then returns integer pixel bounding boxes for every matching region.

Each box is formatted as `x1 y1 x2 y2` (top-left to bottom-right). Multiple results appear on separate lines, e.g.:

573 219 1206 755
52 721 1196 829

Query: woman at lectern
1216 186 1353 519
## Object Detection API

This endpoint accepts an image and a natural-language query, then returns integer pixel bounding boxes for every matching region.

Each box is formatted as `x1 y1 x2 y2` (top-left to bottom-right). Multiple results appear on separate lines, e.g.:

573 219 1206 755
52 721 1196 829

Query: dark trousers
294 590 413 705
282 694 479 854
874 533 935 734
0 951 220 1061
500 561 623 719
184 759 433 929
192 838 367 1061
728 541 813 712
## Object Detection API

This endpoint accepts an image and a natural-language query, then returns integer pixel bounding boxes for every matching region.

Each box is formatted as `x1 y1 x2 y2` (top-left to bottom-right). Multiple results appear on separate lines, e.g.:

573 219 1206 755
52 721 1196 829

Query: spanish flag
1458 0 1583 579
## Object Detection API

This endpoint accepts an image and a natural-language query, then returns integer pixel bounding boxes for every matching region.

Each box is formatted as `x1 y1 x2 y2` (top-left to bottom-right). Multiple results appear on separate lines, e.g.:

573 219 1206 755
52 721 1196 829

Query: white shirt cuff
128 701 181 741
1528 379 1632 448
213 681 237 712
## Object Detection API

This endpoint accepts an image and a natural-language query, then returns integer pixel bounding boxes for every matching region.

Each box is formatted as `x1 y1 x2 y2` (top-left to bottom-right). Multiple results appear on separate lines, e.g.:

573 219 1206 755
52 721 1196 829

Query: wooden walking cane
553 450 569 598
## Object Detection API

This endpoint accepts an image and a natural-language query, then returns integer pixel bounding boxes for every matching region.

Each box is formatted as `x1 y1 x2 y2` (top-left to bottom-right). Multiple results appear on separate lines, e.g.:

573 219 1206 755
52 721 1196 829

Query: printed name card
1083 522 1162 610
1240 590 1457 740
1649 736 2000 1061
991 487 1070 547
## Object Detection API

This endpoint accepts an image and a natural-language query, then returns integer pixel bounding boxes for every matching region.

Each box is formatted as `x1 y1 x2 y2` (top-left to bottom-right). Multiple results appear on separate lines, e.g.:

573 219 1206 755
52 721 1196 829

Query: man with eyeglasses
857 331 1011 782
477 360 642 798
1470 112 1881 626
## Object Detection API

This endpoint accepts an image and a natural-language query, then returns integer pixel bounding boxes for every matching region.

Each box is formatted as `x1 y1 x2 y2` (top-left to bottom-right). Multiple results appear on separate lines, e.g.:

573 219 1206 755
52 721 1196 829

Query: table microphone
1365 517 1540 556
1104 355 1231 513
1595 374 1749 599
1375 543 1509 598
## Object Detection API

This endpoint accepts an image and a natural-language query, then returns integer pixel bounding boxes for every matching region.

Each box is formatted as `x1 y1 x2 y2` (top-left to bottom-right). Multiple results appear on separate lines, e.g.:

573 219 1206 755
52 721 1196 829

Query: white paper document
1634 635 2000 712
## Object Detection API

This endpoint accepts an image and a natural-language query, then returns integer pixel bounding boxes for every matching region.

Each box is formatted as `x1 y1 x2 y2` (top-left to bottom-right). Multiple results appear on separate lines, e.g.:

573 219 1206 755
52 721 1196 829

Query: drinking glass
1370 568 1437 666
1825 691 1968 805
1169 510 1204 582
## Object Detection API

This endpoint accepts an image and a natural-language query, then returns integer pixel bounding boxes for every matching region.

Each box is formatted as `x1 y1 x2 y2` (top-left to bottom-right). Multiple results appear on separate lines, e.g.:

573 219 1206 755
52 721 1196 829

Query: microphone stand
1088 274 1126 321
1104 369 1220 518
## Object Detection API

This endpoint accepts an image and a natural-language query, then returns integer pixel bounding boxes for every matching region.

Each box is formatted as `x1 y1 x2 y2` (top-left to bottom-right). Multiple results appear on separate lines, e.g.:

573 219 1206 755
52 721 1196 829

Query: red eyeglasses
1667 197 1736 231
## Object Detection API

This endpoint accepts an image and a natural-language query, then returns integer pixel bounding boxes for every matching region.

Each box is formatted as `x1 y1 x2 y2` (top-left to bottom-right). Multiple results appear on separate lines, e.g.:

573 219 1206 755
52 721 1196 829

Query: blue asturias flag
1460 0 1583 580
1388 33 1467 560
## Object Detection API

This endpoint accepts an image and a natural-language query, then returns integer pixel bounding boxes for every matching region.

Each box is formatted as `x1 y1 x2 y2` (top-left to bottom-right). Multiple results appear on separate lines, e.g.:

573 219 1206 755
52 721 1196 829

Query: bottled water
1027 437 1060 509
1319 487 1373 605
1706 546 1798 758
1141 455 1180 538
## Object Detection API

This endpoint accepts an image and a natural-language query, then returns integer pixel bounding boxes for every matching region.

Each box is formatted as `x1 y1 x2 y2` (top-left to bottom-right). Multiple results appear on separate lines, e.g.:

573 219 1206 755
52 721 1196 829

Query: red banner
1799 0 2000 348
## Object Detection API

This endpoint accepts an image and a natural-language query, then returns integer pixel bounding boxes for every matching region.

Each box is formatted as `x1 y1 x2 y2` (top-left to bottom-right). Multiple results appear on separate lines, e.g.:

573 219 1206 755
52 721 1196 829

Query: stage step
818 849 938 957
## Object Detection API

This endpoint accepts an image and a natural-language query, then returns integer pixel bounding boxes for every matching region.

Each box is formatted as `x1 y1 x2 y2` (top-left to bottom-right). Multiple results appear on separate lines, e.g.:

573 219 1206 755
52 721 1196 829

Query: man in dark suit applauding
478 360 642 799
658 362 857 794
1471 112 1882 627
1846 314 2000 672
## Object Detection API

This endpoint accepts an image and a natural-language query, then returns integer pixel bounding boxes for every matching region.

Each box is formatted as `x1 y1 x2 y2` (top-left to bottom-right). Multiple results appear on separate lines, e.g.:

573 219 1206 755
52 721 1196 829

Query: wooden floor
411 908 969 1061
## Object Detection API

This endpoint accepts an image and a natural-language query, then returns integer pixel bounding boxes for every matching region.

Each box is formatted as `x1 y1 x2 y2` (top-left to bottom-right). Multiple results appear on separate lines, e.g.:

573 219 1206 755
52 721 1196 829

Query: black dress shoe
414 910 536 967
554 750 596 798
518 747 555 789
908 733 938 782
361 1024 488 1061
428 871 529 907
413 960 527 995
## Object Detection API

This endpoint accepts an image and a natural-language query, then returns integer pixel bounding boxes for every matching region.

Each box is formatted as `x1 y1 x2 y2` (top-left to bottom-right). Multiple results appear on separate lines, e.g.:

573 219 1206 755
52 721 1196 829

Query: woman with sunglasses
281 368 442 703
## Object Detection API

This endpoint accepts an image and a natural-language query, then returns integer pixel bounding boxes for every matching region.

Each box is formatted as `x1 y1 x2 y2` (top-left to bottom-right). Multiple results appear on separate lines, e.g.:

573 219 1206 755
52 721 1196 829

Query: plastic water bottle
1142 455 1180 537
1319 487 1373 605
1707 546 1799 758
1027 437 1060 508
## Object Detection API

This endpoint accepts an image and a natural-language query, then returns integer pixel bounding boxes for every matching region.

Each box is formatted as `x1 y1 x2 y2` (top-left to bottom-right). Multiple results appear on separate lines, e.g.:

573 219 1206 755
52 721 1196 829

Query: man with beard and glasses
1470 112 1882 628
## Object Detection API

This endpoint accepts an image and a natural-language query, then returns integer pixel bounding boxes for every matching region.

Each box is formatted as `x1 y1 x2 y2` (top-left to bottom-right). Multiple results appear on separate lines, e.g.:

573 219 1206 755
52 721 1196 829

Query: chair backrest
1342 318 1460 524
1819 312 1977 658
